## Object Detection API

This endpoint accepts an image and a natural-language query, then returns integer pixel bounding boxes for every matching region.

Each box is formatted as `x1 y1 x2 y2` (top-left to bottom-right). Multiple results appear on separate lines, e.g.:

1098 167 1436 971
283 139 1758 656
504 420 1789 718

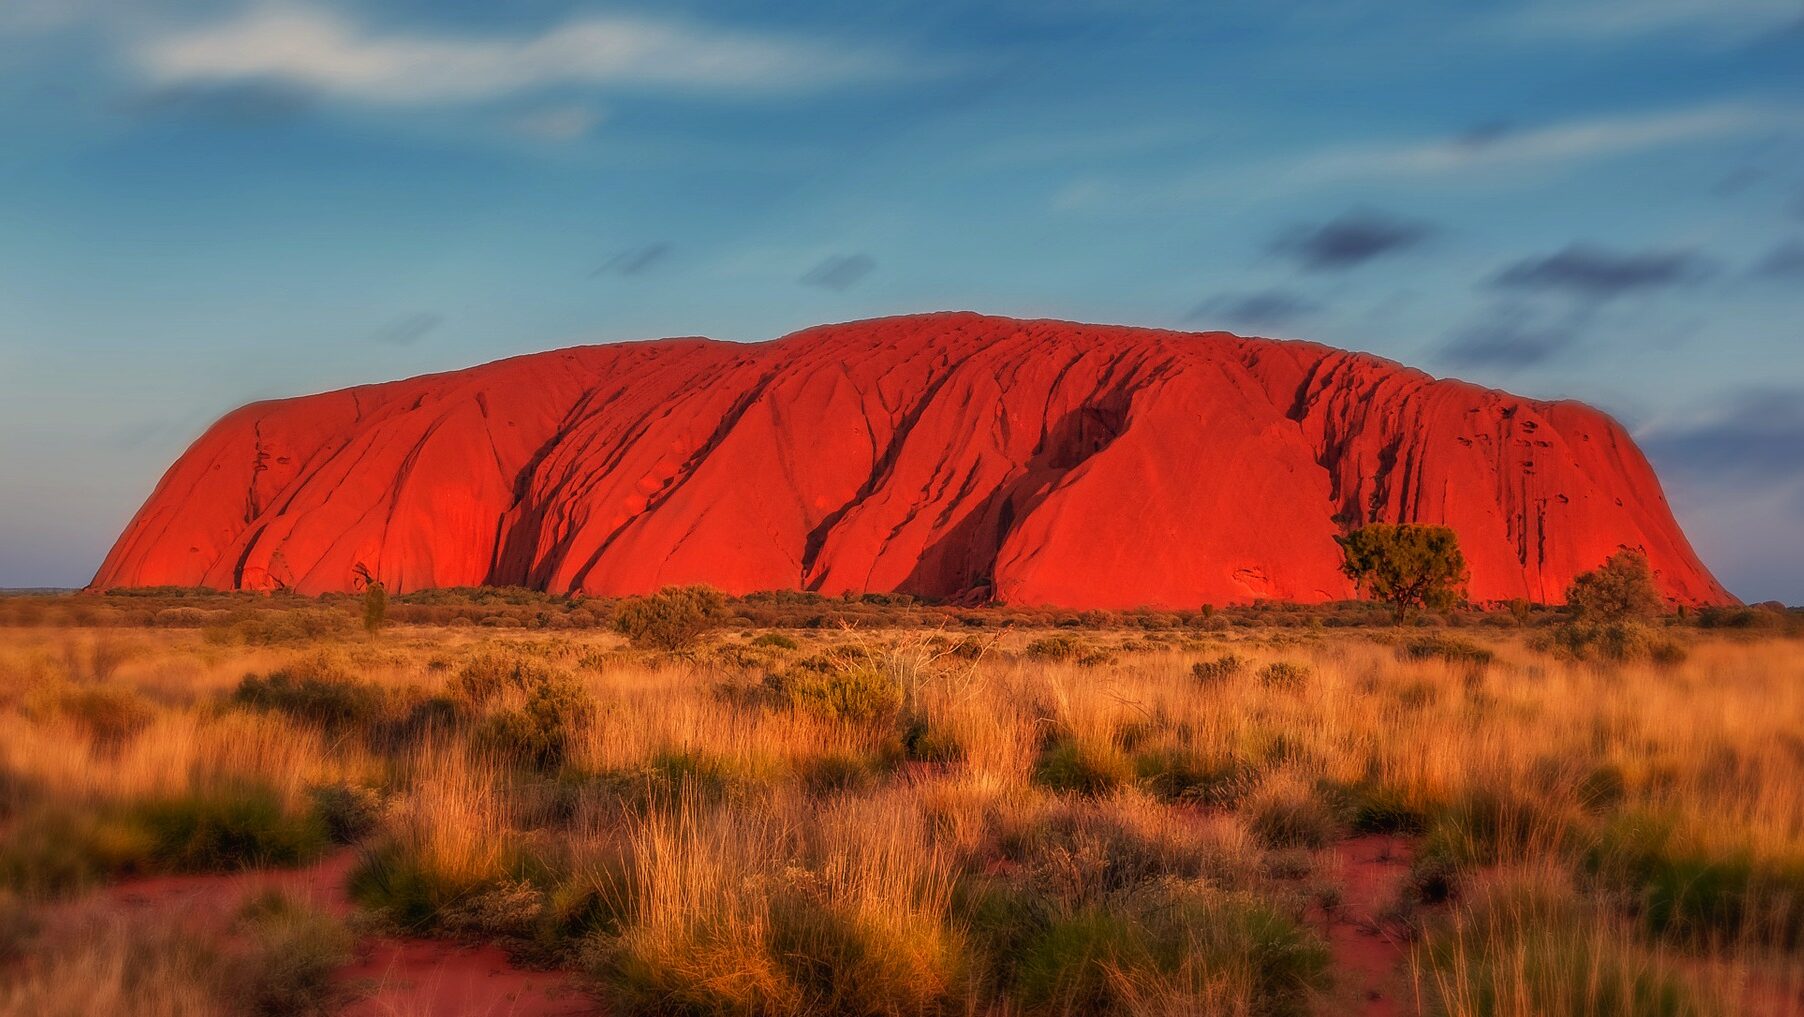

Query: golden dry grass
0 608 1800 1015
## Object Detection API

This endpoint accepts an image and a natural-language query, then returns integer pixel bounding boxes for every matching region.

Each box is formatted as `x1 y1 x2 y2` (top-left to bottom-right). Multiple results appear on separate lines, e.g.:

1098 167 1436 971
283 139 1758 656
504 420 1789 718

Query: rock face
92 312 1733 607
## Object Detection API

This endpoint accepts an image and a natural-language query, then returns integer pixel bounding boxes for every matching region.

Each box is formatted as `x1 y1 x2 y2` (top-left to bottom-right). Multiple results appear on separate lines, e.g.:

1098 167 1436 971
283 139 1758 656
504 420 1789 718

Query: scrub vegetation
0 584 1799 1016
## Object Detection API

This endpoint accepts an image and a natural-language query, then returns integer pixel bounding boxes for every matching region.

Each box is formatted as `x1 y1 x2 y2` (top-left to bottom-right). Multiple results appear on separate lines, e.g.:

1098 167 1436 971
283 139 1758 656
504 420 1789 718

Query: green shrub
764 654 902 723
235 891 353 1016
348 843 483 930
1190 653 1245 683
1417 869 1713 1017
1341 781 1430 835
1587 810 1804 948
134 785 328 872
1242 772 1338 849
613 586 728 650
1024 635 1083 661
235 654 384 731
0 804 155 894
306 783 383 844
1034 738 1134 796
797 752 881 796
228 608 353 645
27 683 154 748
1013 888 1328 1017
1257 661 1312 690
1400 635 1495 670
900 715 963 763
473 674 594 771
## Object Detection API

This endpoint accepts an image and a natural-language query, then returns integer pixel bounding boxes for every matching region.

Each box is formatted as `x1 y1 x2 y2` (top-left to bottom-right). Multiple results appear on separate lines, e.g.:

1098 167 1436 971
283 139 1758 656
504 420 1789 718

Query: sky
1 0 1801 601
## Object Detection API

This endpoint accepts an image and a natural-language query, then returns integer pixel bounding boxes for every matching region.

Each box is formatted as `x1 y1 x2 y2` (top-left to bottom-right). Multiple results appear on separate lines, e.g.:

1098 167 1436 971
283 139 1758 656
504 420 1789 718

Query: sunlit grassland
0 600 1800 1016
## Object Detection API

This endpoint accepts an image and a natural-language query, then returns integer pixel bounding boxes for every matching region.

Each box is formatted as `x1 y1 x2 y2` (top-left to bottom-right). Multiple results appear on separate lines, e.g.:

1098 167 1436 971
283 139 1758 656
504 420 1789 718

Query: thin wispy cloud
1057 102 1802 211
1509 0 1804 44
372 312 443 346
1188 289 1321 329
511 104 603 142
1297 103 1793 181
1754 239 1804 279
1439 304 1582 369
800 254 876 291
136 4 920 105
593 244 672 278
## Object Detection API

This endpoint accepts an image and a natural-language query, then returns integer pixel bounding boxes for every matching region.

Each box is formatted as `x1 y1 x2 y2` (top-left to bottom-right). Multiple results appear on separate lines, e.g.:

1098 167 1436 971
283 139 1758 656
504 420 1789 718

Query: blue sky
2 0 1801 600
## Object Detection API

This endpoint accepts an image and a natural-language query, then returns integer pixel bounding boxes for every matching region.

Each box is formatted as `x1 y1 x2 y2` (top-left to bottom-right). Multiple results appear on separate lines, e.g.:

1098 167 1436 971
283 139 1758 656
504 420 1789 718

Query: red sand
1310 835 1418 1017
97 852 601 1017
92 312 1731 607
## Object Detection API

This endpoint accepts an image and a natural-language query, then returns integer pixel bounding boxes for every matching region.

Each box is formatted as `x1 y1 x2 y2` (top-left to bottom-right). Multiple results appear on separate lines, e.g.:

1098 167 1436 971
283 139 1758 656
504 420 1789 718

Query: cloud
1439 305 1580 369
1055 102 1802 213
1641 388 1804 481
136 4 916 105
1753 239 1804 279
1509 0 1804 44
1187 289 1320 328
373 312 442 346
122 81 313 126
1298 103 1798 182
800 253 875 291
1270 209 1432 271
1490 244 1712 299
511 104 603 141
593 244 671 277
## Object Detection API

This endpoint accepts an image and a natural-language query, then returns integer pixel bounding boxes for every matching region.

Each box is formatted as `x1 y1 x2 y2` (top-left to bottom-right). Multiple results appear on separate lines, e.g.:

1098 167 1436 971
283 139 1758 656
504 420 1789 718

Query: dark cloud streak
1270 208 1433 271
373 312 443 346
1187 289 1320 328
1439 304 1580 369
1641 389 1804 482
801 253 876 291
1754 239 1804 279
1491 243 1711 299
593 243 671 277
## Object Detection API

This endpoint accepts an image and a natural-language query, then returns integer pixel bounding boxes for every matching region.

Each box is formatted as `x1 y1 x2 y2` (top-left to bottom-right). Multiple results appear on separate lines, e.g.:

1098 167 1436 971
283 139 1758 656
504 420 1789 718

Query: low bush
450 652 594 770
763 653 902 723
234 891 353 1017
1416 866 1712 1017
235 654 384 732
134 785 329 873
613 586 727 651
25 683 153 748
1024 635 1083 661
1587 809 1804 948
306 782 383 844
1400 635 1495 670
1034 738 1134 796
1257 661 1312 690
1191 653 1245 683
1241 771 1338 849
1012 886 1328 1017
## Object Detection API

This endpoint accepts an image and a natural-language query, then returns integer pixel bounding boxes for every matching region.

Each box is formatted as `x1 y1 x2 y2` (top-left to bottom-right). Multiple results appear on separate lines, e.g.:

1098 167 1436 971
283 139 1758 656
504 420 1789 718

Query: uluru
91 312 1731 608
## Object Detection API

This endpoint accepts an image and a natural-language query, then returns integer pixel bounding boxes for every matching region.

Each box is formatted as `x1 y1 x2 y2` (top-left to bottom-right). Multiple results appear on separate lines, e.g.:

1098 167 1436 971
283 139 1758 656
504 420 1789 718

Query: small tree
1553 551 1671 661
1336 523 1469 625
362 580 387 635
1566 550 1663 624
613 585 728 651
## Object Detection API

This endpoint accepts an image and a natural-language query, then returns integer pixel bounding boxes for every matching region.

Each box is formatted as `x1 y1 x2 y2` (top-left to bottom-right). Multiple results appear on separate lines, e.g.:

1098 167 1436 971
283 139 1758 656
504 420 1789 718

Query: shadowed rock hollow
92 312 1732 608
